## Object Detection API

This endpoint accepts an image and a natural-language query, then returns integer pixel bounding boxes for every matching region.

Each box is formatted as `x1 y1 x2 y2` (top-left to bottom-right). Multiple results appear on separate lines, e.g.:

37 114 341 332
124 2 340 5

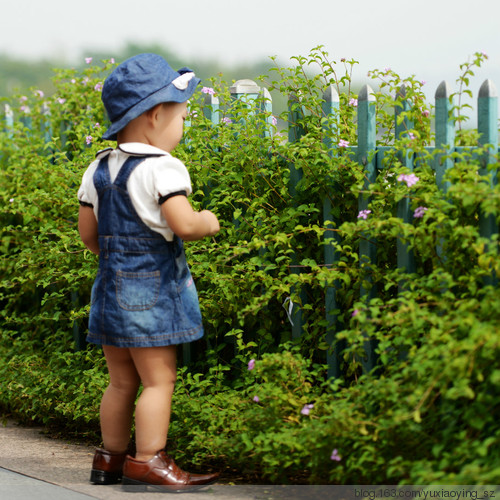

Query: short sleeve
151 155 192 203
77 160 99 208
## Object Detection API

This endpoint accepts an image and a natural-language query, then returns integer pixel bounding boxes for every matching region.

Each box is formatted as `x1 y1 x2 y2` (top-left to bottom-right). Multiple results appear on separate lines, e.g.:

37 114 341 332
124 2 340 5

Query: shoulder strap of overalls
113 154 164 190
93 152 163 192
93 154 112 192
113 156 148 190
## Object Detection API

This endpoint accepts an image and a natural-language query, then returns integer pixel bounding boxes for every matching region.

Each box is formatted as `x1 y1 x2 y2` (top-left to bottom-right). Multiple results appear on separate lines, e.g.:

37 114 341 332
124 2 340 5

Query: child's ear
147 103 164 124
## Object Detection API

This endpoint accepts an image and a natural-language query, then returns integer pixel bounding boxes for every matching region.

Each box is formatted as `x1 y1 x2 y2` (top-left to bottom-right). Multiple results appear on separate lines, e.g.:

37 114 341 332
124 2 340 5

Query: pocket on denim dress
116 270 160 311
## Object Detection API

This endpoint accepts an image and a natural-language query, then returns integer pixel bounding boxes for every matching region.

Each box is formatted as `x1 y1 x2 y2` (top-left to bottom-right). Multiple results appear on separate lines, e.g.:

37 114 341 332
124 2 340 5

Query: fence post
395 84 416 284
4 104 13 132
230 79 261 115
203 92 220 125
434 81 455 192
288 93 306 190
434 81 455 261
357 84 377 373
260 87 274 138
287 93 307 339
322 85 343 378
478 80 498 237
478 79 499 286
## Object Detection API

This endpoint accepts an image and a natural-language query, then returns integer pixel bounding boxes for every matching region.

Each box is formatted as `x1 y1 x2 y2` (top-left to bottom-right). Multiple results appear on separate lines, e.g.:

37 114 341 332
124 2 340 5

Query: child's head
101 53 200 141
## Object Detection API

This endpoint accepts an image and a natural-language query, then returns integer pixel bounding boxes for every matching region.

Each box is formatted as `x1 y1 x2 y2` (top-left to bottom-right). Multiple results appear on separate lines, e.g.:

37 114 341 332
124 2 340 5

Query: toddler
78 53 220 492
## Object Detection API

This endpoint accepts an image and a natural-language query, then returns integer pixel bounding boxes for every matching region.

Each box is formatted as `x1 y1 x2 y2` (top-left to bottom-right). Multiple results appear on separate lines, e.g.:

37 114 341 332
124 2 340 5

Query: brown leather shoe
122 451 219 492
90 448 127 485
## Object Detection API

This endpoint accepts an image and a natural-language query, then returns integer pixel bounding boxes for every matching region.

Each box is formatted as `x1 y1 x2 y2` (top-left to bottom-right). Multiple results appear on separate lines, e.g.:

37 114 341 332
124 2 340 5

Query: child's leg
129 345 177 461
101 345 141 453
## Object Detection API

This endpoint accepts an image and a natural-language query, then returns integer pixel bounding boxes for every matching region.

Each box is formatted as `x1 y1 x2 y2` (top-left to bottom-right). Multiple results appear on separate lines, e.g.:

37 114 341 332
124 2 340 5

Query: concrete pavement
0 418 329 499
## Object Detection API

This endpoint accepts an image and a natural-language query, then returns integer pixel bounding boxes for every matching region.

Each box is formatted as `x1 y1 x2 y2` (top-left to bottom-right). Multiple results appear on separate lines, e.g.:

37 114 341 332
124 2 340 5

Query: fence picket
434 81 455 192
260 88 273 138
434 81 455 261
322 85 343 378
4 104 13 132
202 92 220 125
357 84 377 373
477 79 499 286
395 84 416 283
287 93 307 338
478 79 498 239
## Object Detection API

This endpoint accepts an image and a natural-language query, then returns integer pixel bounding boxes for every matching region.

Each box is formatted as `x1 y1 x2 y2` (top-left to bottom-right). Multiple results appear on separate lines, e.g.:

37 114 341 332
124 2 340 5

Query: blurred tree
0 42 274 99
0 54 56 97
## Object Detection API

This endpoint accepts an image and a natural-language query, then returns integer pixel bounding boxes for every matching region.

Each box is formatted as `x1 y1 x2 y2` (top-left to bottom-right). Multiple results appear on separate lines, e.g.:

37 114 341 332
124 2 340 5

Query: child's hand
200 210 220 236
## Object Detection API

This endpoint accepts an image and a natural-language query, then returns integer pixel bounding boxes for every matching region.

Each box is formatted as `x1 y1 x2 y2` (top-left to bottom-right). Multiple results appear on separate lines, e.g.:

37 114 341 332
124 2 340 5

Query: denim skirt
87 236 203 347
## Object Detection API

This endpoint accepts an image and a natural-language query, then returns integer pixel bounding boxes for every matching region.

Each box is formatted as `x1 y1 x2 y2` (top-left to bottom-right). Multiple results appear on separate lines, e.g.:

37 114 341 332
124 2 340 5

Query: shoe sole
90 469 122 485
122 476 215 493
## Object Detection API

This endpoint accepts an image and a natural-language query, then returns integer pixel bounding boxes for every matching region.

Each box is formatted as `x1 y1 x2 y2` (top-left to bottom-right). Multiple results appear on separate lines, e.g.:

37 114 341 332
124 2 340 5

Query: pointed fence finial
479 79 498 98
435 81 453 99
322 85 340 103
358 84 375 102
397 83 408 99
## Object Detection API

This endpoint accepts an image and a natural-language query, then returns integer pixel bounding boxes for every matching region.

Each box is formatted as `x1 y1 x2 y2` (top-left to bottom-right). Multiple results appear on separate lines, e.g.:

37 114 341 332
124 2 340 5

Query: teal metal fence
218 77 498 378
3 77 499 377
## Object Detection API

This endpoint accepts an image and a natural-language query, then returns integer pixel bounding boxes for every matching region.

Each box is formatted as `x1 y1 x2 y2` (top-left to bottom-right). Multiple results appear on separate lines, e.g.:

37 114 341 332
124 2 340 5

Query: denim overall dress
86 153 204 347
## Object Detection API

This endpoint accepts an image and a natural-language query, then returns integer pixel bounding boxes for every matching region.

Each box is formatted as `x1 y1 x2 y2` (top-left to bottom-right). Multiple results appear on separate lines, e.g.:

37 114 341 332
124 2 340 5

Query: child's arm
78 205 100 254
161 195 219 241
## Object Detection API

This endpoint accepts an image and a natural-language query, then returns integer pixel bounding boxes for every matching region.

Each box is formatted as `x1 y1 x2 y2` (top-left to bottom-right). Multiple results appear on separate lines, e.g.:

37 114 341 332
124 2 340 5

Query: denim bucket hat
101 53 201 140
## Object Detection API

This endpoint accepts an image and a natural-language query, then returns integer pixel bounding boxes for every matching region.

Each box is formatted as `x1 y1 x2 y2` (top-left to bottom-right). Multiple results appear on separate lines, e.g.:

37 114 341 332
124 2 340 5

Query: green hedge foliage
1 48 499 484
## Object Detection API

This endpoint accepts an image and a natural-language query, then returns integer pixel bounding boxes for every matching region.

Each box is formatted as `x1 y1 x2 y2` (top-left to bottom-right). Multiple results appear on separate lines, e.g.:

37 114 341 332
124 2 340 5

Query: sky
3 0 500 106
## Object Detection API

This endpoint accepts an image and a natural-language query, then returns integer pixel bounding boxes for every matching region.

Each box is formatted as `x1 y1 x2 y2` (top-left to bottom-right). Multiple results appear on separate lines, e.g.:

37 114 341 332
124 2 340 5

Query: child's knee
109 379 140 398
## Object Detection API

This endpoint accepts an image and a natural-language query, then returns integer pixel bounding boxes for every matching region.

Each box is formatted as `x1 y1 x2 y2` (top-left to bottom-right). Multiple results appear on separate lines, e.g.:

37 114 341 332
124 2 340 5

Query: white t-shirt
78 142 192 241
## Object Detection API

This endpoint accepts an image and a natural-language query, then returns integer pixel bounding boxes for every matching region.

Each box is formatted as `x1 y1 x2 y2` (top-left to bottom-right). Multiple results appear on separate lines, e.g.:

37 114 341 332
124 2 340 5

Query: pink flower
110 58 115 64
57 98 66 104
94 82 103 92
398 173 419 187
201 87 215 95
85 57 92 64
351 309 359 317
253 396 260 402
301 404 314 416
413 206 428 218
248 359 255 371
9 198 14 203
94 122 100 128
349 98 358 107
34 90 44 98
271 115 278 126
222 117 233 124
357 209 371 220
86 136 93 145
408 132 416 140
338 139 349 148
422 109 430 118
330 449 342 461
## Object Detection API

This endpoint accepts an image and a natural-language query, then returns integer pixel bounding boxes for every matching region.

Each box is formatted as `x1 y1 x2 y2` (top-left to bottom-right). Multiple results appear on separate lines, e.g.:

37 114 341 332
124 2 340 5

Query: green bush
1 48 499 484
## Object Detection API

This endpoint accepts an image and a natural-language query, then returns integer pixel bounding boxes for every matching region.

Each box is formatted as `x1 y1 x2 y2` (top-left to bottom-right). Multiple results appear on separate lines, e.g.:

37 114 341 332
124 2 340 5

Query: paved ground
0 418 328 499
